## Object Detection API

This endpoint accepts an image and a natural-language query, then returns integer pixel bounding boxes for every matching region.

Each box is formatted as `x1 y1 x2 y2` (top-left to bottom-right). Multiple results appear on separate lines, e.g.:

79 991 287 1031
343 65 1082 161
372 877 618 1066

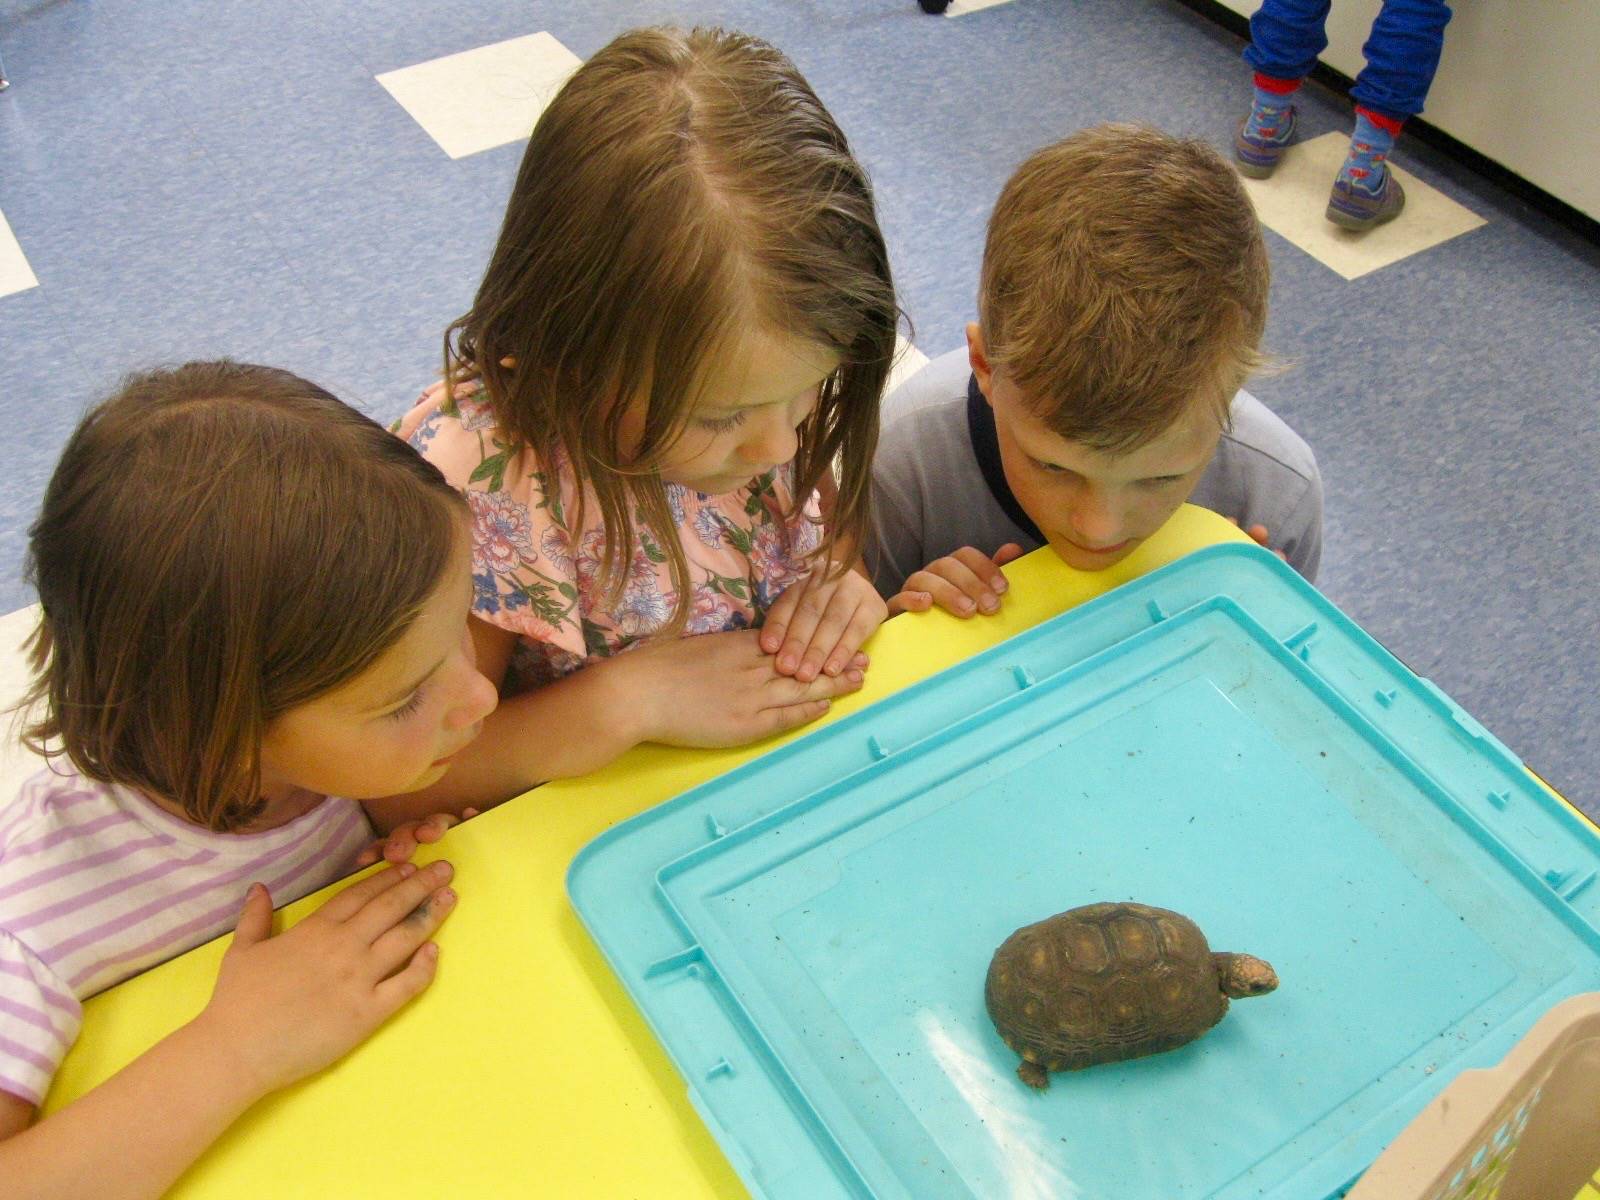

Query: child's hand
888 544 1023 617
193 863 456 1095
628 629 865 747
1227 518 1288 563
760 563 886 682
353 810 478 868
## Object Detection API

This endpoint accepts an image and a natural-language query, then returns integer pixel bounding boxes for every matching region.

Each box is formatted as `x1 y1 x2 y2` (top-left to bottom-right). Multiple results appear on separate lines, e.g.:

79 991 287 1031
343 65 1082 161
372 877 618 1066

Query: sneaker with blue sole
1234 103 1297 178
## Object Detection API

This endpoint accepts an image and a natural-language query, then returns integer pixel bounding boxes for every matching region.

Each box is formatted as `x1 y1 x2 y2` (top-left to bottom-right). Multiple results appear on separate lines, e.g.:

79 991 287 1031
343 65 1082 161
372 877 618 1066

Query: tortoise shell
984 901 1275 1089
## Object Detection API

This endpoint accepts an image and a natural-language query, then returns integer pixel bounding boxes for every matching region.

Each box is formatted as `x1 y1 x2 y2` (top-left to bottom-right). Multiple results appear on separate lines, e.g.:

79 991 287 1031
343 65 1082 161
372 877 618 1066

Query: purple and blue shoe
1326 148 1406 231
1233 101 1297 179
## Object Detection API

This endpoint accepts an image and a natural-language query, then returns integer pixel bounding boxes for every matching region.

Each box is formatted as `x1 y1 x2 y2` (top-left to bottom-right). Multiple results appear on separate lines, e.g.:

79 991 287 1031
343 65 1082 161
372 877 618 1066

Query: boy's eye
1142 475 1186 488
385 689 425 722
697 410 747 433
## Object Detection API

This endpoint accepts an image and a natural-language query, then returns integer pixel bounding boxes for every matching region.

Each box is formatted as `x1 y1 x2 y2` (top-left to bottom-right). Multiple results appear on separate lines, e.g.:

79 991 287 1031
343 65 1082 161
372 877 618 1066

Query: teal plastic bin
569 545 1600 1199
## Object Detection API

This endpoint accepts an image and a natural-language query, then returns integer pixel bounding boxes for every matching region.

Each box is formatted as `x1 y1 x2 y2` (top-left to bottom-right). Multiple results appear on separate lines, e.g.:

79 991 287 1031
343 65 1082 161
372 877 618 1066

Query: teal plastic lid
569 546 1600 1199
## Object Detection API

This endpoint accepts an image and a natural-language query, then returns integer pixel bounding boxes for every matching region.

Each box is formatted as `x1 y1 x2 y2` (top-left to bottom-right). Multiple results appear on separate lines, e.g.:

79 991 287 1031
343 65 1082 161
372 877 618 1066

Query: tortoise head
1213 952 1279 998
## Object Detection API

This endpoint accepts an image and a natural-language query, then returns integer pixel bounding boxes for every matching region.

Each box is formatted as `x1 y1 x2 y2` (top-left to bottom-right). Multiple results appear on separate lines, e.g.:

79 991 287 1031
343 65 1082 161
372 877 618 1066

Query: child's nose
1069 491 1123 545
739 410 799 468
445 664 499 730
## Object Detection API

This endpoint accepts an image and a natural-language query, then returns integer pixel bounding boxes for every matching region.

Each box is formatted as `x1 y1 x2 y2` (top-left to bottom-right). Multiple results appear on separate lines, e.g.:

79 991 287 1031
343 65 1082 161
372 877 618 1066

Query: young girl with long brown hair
385 27 899 813
0 362 498 1196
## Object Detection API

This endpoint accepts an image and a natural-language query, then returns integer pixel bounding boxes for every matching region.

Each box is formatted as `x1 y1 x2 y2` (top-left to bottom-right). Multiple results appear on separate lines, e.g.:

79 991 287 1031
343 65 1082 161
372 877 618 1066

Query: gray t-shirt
866 348 1323 594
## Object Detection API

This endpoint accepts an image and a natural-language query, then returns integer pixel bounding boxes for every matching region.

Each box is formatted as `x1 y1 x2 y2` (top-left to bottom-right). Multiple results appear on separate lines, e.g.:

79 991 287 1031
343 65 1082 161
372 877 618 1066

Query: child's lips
1063 535 1133 556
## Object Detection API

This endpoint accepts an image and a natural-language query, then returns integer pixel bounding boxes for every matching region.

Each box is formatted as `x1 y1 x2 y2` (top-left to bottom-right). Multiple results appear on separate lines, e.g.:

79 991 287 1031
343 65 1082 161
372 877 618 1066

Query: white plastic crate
1348 992 1600 1200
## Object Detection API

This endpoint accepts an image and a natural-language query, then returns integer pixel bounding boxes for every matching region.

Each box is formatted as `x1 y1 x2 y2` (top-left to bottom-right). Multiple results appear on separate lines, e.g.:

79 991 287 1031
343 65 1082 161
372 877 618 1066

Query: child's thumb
233 883 274 946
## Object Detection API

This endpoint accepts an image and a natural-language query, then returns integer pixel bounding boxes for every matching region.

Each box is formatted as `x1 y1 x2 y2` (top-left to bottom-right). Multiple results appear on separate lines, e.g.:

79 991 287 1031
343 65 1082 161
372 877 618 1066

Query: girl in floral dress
379 27 899 817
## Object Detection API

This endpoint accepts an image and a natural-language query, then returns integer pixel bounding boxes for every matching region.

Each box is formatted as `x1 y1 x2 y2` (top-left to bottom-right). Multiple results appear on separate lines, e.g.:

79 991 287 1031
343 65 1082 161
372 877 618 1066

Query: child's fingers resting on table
888 544 1020 619
722 634 869 742
202 863 457 1092
354 809 479 867
636 629 866 748
761 565 886 682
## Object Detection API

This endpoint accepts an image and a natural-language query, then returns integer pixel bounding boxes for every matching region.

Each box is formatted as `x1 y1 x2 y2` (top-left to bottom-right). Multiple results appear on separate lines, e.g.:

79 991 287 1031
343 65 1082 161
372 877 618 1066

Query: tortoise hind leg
1017 1060 1050 1090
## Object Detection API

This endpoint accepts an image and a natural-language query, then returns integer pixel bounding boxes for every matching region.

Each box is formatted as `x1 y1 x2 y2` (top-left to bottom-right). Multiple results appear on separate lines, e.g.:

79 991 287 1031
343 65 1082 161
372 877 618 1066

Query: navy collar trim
965 373 1044 543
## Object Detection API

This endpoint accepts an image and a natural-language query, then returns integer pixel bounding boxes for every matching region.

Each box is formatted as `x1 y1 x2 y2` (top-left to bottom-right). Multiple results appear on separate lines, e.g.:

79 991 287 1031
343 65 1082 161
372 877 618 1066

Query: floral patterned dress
395 380 822 689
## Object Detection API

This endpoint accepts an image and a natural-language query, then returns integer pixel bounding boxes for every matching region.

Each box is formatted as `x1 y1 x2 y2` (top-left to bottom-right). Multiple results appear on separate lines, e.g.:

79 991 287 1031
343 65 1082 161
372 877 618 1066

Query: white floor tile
886 336 931 398
376 32 582 160
945 0 1021 15
0 209 39 299
1238 132 1487 281
0 605 46 804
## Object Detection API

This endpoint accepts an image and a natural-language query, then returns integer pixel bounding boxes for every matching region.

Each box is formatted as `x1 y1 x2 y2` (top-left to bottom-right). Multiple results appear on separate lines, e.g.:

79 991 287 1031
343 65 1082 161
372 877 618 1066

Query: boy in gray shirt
867 125 1322 616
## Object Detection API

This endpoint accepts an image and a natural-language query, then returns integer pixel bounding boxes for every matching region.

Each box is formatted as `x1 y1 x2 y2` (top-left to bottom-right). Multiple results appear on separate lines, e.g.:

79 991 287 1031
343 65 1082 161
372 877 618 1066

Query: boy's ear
965 323 995 404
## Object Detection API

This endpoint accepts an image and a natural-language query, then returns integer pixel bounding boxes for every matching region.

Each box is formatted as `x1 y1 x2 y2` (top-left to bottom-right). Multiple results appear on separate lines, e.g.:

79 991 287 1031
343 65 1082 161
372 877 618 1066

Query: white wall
1216 0 1600 220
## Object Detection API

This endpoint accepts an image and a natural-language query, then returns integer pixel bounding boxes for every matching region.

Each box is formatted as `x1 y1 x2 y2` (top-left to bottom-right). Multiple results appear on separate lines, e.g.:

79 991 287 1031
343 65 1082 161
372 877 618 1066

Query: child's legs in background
1350 0 1453 124
1235 0 1328 176
1335 0 1451 215
1242 0 1453 225
1243 0 1333 86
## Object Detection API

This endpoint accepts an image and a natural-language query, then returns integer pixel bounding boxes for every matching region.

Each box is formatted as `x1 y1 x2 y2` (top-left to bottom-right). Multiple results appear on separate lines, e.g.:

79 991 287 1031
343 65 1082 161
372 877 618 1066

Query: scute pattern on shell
985 902 1228 1073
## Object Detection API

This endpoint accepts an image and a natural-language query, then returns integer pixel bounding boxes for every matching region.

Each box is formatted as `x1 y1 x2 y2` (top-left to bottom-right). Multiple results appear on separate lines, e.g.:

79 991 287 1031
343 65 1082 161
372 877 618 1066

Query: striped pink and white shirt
0 763 373 1106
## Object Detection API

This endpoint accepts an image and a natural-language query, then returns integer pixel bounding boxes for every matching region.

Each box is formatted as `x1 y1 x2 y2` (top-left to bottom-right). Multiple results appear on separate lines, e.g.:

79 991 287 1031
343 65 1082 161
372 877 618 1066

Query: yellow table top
41 508 1586 1197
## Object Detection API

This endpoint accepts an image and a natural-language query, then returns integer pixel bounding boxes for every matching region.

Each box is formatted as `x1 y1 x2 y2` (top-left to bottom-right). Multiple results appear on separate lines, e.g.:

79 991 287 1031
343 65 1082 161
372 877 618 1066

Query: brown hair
447 26 897 624
979 123 1270 453
21 362 466 832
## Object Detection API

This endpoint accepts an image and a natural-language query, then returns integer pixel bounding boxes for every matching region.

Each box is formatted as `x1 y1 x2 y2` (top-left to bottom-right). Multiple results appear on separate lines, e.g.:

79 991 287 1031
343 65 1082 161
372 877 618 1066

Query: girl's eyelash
386 689 425 722
698 411 746 433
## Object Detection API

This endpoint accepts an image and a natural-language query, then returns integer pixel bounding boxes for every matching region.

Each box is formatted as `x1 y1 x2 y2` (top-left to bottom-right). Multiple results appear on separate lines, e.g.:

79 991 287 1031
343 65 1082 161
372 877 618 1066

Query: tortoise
984 901 1278 1090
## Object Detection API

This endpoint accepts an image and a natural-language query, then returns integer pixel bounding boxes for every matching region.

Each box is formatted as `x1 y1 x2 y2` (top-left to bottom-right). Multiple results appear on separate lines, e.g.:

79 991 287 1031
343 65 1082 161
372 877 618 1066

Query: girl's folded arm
0 864 456 1200
0 1018 264 1200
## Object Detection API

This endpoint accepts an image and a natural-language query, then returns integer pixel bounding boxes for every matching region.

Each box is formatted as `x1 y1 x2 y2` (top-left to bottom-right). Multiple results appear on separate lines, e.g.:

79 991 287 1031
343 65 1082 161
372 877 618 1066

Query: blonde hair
447 26 897 626
979 123 1270 453
22 362 465 832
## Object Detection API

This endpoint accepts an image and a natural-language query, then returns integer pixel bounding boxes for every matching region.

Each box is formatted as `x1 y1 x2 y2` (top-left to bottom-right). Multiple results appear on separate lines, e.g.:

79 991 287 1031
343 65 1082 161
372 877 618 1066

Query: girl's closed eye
697 410 747 433
385 688 425 722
